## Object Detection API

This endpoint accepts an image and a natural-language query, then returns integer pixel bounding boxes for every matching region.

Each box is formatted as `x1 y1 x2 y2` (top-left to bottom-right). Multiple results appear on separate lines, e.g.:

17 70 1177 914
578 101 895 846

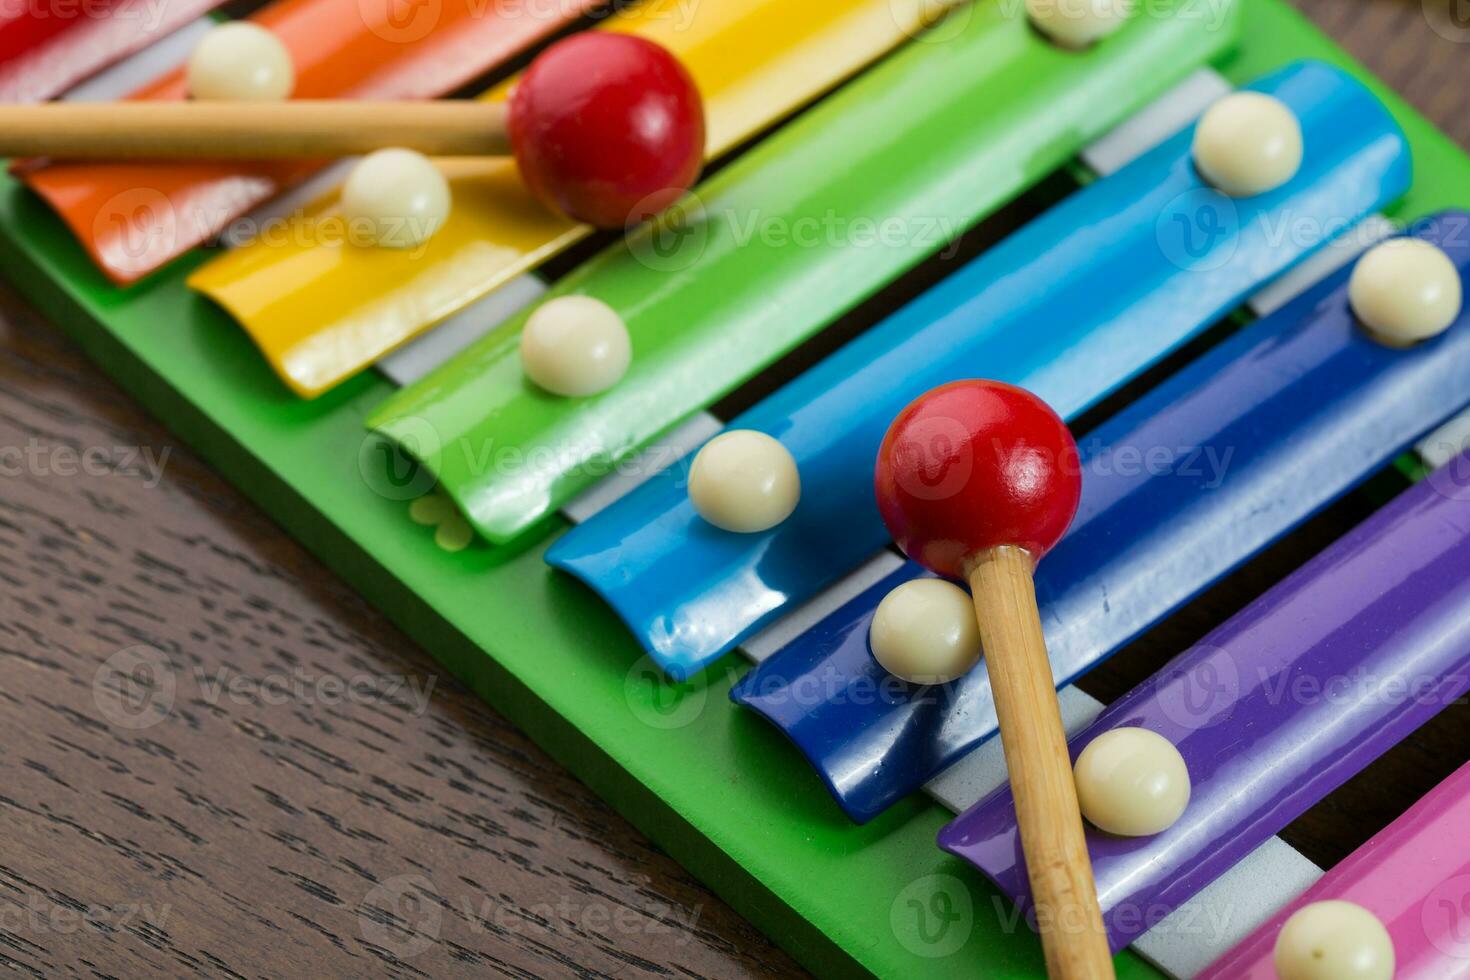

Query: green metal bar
368 0 1244 543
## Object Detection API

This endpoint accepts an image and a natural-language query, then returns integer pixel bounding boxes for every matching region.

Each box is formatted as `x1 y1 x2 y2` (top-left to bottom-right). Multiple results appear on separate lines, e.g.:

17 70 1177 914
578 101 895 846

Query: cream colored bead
340 149 452 249
687 430 800 533
1073 727 1190 836
1349 238 1463 346
1025 0 1133 49
869 579 981 685
1192 92 1303 197
186 23 294 102
1273 900 1395 980
519 296 631 397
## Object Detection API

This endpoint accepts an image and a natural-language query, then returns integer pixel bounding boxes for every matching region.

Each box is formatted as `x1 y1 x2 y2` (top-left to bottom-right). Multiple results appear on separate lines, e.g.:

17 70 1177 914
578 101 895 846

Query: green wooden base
2 1 1468 976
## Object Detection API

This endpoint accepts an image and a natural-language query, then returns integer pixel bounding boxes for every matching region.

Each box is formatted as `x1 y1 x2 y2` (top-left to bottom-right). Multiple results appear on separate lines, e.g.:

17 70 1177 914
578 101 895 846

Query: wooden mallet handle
875 379 1104 978
969 546 1114 980
0 101 512 159
0 33 708 230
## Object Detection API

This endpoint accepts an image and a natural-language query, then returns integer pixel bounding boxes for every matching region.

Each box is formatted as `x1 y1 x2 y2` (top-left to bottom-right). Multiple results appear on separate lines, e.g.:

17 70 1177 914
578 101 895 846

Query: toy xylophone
4 0 1470 975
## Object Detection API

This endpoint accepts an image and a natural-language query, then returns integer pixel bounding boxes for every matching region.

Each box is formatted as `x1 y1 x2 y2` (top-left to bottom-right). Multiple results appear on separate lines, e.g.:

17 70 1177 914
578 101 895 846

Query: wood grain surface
1 2 1467 978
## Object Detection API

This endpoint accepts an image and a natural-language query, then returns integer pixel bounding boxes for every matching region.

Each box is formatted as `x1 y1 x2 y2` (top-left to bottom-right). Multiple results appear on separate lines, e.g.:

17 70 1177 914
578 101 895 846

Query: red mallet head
510 33 705 230
874 380 1082 579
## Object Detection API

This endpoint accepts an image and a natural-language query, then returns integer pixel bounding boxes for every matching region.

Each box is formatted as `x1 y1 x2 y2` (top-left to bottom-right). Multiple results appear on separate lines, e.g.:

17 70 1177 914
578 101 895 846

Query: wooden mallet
0 31 705 229
875 379 1112 980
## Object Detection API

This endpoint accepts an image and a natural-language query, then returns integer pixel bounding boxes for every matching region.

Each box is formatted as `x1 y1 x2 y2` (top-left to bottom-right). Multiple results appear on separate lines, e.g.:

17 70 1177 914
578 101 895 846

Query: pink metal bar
1198 760 1470 979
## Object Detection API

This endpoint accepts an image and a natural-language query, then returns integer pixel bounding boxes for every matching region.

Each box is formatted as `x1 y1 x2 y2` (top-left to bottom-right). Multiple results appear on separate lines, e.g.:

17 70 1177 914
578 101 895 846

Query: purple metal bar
939 449 1470 950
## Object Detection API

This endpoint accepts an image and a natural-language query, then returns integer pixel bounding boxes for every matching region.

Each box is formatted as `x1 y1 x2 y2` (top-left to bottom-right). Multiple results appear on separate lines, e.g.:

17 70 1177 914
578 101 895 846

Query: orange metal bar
15 0 604 283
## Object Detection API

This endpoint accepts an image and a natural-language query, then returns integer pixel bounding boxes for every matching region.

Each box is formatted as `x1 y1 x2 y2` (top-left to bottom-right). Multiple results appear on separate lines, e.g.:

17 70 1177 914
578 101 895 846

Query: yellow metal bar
189 0 953 397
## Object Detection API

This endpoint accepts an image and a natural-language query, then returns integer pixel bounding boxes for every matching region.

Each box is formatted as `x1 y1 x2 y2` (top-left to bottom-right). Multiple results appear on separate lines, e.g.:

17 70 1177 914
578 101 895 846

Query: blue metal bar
548 62 1412 682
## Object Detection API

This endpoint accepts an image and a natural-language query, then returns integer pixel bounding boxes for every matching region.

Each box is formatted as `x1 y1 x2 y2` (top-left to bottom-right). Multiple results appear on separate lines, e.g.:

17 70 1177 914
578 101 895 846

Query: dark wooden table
1 3 1466 977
